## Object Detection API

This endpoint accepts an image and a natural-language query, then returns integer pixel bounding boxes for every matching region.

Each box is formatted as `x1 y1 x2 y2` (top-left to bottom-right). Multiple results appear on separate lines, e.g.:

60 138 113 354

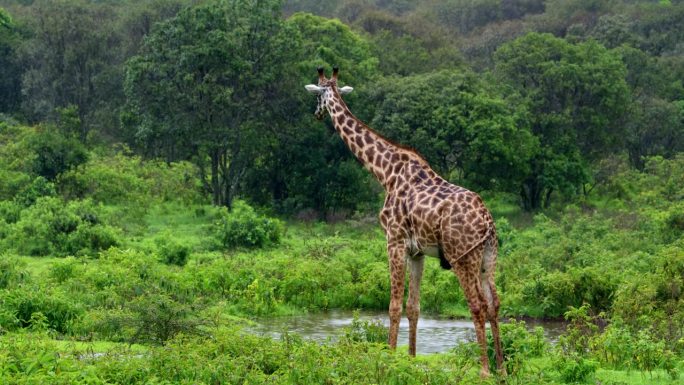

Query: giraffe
305 66 505 377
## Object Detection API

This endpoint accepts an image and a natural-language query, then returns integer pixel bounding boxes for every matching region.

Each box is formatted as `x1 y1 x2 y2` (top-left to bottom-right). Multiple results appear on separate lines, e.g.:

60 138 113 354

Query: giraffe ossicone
304 67 505 378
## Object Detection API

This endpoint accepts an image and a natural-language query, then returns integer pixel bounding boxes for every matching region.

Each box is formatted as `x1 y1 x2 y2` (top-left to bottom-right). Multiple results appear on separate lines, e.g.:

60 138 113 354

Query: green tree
367 70 537 193
625 96 684 170
19 0 121 142
244 12 381 216
125 0 301 208
494 33 630 209
0 7 21 114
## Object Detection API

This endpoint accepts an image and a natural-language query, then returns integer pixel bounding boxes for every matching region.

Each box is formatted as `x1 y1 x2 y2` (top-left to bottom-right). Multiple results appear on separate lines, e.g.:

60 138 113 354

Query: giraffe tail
438 247 451 270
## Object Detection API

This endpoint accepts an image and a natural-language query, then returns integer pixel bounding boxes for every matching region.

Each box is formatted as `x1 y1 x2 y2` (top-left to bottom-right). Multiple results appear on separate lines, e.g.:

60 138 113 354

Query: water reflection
250 310 566 354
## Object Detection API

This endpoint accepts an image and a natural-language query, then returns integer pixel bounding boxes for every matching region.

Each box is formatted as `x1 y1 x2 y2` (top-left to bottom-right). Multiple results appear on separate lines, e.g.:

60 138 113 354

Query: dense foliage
1 0 682 214
0 0 683 383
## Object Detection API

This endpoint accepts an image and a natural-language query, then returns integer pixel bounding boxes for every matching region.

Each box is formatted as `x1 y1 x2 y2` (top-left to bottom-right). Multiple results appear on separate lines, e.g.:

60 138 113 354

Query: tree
19 0 121 142
367 70 537 193
494 33 630 209
0 7 21 114
243 12 382 217
125 0 301 208
625 96 684 170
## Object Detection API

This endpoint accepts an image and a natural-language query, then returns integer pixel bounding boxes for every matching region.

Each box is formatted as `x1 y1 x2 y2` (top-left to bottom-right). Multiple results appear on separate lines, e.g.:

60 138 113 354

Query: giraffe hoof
479 368 491 379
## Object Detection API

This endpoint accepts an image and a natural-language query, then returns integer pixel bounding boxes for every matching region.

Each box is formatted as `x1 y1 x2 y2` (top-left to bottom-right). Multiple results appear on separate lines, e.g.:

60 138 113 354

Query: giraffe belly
422 245 440 258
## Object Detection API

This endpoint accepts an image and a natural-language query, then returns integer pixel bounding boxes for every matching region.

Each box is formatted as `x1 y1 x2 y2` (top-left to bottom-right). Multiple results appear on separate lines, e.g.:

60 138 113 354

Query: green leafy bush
213 200 282 249
342 310 388 344
486 319 547 376
27 127 88 181
0 200 21 224
58 151 203 205
127 293 206 345
0 255 28 289
49 257 80 283
554 353 598 383
13 176 56 207
155 232 191 266
7 197 121 256
2 287 83 334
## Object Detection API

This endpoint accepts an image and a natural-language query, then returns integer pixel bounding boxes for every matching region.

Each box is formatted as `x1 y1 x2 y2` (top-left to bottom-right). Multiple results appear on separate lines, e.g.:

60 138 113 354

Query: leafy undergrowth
2 326 682 385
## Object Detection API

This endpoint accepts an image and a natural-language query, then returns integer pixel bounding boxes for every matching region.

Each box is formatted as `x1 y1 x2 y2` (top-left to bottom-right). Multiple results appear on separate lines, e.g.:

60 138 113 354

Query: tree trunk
543 187 553 209
211 149 220 206
521 178 543 211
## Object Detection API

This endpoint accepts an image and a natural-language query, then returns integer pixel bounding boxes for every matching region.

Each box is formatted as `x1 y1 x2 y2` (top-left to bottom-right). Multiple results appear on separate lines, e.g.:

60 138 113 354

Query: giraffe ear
305 84 323 94
339 86 354 95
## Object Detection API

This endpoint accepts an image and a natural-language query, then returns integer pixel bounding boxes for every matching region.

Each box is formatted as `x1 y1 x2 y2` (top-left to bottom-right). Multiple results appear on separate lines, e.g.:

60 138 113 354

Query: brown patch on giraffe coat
393 163 402 174
365 147 375 160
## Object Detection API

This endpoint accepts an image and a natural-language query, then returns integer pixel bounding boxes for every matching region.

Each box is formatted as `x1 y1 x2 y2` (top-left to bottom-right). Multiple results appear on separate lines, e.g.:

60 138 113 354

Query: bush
2 287 83 334
555 353 597 383
213 200 282 249
58 151 203 205
127 293 206 345
487 319 547 376
342 310 388 343
155 232 191 267
7 197 121 257
0 200 21 224
13 176 56 207
27 126 88 181
49 257 80 283
0 256 29 289
521 267 616 318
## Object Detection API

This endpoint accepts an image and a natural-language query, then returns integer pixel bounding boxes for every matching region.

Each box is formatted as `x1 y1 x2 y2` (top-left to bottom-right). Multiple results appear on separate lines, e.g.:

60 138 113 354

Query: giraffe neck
326 90 427 191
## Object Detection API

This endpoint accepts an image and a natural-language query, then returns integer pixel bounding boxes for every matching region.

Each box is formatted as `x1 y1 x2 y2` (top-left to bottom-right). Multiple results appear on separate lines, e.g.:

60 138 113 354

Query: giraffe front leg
407 254 424 357
387 243 406 350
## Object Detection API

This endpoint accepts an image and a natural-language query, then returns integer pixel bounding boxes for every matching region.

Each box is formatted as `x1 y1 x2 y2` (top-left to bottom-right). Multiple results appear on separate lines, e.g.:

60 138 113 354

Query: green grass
595 368 681 385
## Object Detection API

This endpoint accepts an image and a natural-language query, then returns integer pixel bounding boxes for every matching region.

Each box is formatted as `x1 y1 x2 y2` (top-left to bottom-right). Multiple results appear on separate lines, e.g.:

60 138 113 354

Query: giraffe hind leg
482 236 505 375
451 246 491 378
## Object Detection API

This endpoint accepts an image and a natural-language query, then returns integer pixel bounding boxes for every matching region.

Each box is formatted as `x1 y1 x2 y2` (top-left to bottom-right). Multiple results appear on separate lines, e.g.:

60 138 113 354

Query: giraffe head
305 66 353 120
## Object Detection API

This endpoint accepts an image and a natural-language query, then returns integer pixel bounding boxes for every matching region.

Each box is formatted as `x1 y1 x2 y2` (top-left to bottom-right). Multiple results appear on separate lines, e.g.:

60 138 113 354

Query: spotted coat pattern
308 68 505 377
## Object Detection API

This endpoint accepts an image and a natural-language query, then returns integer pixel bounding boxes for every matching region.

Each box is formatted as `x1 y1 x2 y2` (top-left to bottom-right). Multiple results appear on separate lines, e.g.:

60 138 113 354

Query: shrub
127 293 206 345
27 126 88 181
488 319 547 376
58 151 203 205
49 257 80 283
0 256 29 289
155 232 191 266
342 310 388 343
2 287 83 334
0 200 21 224
554 353 597 383
0 305 20 333
7 197 121 257
521 267 616 318
13 176 56 207
212 200 282 249
65 224 120 256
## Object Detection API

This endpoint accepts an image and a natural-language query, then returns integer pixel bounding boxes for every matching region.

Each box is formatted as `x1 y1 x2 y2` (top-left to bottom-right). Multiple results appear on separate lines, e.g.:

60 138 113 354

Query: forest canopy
0 0 682 214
